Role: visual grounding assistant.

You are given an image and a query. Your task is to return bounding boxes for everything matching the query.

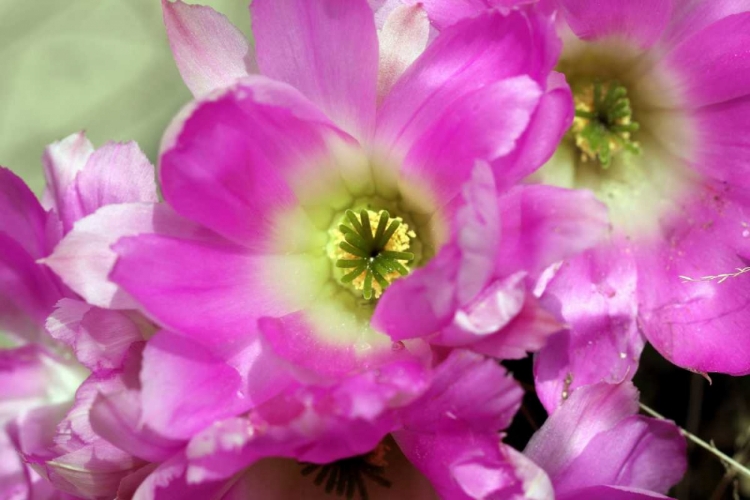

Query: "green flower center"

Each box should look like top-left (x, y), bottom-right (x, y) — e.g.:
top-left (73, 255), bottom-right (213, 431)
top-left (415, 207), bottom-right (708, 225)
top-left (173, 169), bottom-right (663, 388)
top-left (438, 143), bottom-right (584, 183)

top-left (330, 209), bottom-right (415, 300)
top-left (570, 79), bottom-right (641, 167)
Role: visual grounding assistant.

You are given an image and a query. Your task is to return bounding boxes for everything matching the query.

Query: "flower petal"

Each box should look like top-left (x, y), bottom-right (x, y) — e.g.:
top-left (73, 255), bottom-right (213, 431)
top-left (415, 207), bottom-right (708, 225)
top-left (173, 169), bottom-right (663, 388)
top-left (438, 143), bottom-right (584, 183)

top-left (557, 0), bottom-right (672, 49)
top-left (162, 0), bottom-right (253, 97)
top-left (558, 485), bottom-right (673, 500)
top-left (663, 12), bottom-right (750, 107)
top-left (553, 416), bottom-right (686, 494)
top-left (251, 0), bottom-right (378, 140)
top-left (0, 168), bottom-right (53, 259)
top-left (534, 245), bottom-right (645, 412)
top-left (66, 141), bottom-right (158, 227)
top-left (377, 4), bottom-right (430, 101)
top-left (45, 298), bottom-right (144, 373)
top-left (524, 382), bottom-right (639, 480)
top-left (160, 79), bottom-right (351, 251)
top-left (41, 133), bottom-right (94, 218)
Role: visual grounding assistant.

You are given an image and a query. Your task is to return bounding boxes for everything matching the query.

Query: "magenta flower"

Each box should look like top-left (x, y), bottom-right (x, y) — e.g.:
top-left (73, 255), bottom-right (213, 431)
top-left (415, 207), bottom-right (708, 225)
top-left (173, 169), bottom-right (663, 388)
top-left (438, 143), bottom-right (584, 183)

top-left (524, 382), bottom-right (686, 500)
top-left (40, 0), bottom-right (611, 497)
top-left (0, 133), bottom-right (159, 498)
top-left (416, 0), bottom-right (750, 408)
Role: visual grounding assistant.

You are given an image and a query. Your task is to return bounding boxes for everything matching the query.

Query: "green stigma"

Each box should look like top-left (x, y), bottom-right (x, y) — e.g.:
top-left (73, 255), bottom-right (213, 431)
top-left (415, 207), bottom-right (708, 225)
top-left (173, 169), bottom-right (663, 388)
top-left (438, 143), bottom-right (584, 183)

top-left (571, 79), bottom-right (640, 167)
top-left (332, 209), bottom-right (415, 300)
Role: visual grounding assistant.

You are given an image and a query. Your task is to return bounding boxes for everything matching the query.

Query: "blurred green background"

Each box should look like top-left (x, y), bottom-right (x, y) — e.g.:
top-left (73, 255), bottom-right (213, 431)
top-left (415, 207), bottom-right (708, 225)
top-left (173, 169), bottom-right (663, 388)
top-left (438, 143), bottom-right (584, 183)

top-left (0, 0), bottom-right (251, 193)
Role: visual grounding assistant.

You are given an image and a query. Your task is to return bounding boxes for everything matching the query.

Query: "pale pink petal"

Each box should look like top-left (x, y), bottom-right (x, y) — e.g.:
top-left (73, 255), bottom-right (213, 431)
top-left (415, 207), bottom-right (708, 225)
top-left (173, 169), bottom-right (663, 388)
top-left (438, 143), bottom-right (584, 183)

top-left (162, 0), bottom-right (253, 97)
top-left (377, 4), bottom-right (430, 101)
top-left (41, 133), bottom-right (94, 217)
top-left (66, 142), bottom-right (158, 227)
top-left (251, 0), bottom-right (378, 140)
top-left (42, 203), bottom-right (167, 310)
top-left (662, 0), bottom-right (750, 48)
top-left (663, 12), bottom-right (750, 107)
top-left (557, 0), bottom-right (673, 48)
top-left (45, 298), bottom-right (143, 373)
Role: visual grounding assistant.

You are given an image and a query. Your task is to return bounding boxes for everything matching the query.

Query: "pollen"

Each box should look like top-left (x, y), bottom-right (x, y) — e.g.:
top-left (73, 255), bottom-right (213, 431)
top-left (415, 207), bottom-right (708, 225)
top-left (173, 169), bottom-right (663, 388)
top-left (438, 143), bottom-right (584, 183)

top-left (570, 79), bottom-right (640, 167)
top-left (331, 209), bottom-right (415, 300)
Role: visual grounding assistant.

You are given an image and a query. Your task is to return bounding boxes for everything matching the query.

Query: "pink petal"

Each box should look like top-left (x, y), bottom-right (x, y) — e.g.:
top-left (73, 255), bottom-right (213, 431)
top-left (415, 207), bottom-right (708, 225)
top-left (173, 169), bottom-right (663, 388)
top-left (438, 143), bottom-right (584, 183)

top-left (395, 432), bottom-right (527, 499)
top-left (66, 142), bottom-right (158, 227)
top-left (376, 8), bottom-right (553, 159)
top-left (139, 331), bottom-right (248, 440)
top-left (534, 245), bottom-right (645, 412)
top-left (251, 0), bottom-right (378, 140)
top-left (636, 184), bottom-right (750, 375)
top-left (45, 298), bottom-right (143, 373)
top-left (557, 0), bottom-right (673, 49)
top-left (524, 382), bottom-right (639, 479)
top-left (495, 185), bottom-right (609, 279)
top-left (662, 0), bottom-right (750, 48)
top-left (419, 0), bottom-right (535, 30)
top-left (691, 93), bottom-right (750, 188)
top-left (162, 0), bottom-right (253, 97)
top-left (42, 133), bottom-right (94, 218)
top-left (402, 349), bottom-right (523, 433)
top-left (663, 12), bottom-right (750, 107)
top-left (377, 4), bottom-right (430, 101)
top-left (112, 226), bottom-right (325, 344)
top-left (558, 485), bottom-right (672, 500)
top-left (553, 416), bottom-right (685, 494)
top-left (0, 234), bottom-right (62, 342)
top-left (492, 72), bottom-right (574, 191)
top-left (401, 76), bottom-right (541, 202)
top-left (159, 79), bottom-right (348, 250)
top-left (42, 203), bottom-right (166, 310)
top-left (0, 168), bottom-right (52, 259)
top-left (0, 431), bottom-right (28, 500)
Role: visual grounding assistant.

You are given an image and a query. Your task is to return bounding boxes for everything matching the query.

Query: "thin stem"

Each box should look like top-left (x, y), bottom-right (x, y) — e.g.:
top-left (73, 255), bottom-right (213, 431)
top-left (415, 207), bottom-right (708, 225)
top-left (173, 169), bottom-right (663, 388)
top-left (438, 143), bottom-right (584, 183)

top-left (640, 403), bottom-right (750, 479)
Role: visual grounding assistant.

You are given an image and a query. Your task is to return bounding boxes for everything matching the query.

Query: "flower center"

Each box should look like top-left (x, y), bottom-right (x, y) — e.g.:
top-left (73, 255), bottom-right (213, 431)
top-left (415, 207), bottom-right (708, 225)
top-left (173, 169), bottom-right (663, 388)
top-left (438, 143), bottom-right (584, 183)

top-left (299, 441), bottom-right (392, 499)
top-left (330, 209), bottom-right (415, 300)
top-left (570, 79), bottom-right (640, 167)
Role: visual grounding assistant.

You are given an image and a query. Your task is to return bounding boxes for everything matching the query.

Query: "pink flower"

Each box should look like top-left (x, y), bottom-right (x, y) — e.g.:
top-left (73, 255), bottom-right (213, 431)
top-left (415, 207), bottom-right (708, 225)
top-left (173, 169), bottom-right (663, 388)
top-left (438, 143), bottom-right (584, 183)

top-left (416, 0), bottom-right (750, 408)
top-left (0, 133), bottom-right (159, 498)
top-left (42, 0), bottom-right (609, 497)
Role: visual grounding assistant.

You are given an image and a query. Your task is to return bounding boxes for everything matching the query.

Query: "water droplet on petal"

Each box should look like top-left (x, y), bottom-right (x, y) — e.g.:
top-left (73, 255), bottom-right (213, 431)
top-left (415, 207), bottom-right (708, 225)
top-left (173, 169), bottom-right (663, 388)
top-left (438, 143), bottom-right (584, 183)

top-left (742, 229), bottom-right (749, 238)
top-left (619, 352), bottom-right (627, 359)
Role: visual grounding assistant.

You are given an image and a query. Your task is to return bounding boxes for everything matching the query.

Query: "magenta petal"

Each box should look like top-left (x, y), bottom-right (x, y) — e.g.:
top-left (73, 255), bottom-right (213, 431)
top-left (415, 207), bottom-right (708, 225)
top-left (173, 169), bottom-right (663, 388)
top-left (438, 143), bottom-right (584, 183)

top-left (664, 12), bottom-right (750, 107)
top-left (0, 168), bottom-right (52, 259)
top-left (132, 454), bottom-right (229, 500)
top-left (495, 185), bottom-right (609, 279)
top-left (524, 382), bottom-right (639, 479)
top-left (160, 80), bottom-right (344, 250)
top-left (45, 299), bottom-right (143, 373)
top-left (402, 349), bottom-right (523, 433)
top-left (0, 431), bottom-right (28, 500)
top-left (0, 233), bottom-right (62, 342)
top-left (395, 431), bottom-right (527, 499)
top-left (553, 416), bottom-right (685, 494)
top-left (162, 0), bottom-right (253, 97)
top-left (139, 331), bottom-right (251, 440)
top-left (112, 227), bottom-right (310, 343)
top-left (402, 76), bottom-right (541, 202)
top-left (558, 0), bottom-right (672, 48)
top-left (559, 485), bottom-right (672, 500)
top-left (42, 133), bottom-right (94, 220)
top-left (492, 72), bottom-right (574, 191)
top-left (67, 142), bottom-right (158, 226)
top-left (377, 8), bottom-right (552, 157)
top-left (534, 245), bottom-right (645, 412)
top-left (251, 0), bottom-right (378, 140)
top-left (692, 94), bottom-right (750, 188)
